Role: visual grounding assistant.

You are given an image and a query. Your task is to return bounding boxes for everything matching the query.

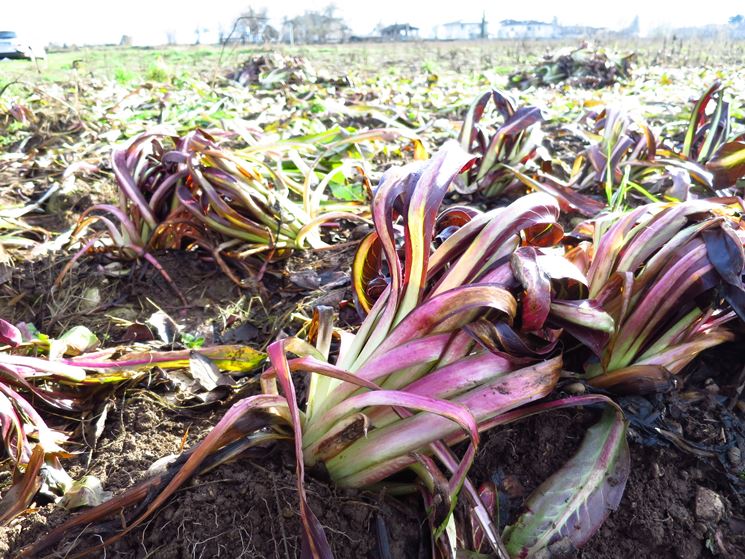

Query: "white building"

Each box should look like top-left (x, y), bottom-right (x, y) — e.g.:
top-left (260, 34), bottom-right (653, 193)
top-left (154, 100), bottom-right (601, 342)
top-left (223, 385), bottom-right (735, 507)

top-left (496, 19), bottom-right (556, 39)
top-left (434, 20), bottom-right (486, 41)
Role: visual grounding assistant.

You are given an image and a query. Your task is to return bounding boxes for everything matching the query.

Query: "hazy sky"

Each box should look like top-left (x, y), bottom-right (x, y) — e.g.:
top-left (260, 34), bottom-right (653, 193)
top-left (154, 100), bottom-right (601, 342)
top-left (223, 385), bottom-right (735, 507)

top-left (6, 0), bottom-right (743, 45)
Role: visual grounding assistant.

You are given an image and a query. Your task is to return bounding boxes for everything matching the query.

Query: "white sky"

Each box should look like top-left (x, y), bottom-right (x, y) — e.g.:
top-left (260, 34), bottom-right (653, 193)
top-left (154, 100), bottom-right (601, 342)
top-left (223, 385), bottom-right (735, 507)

top-left (5, 0), bottom-right (743, 46)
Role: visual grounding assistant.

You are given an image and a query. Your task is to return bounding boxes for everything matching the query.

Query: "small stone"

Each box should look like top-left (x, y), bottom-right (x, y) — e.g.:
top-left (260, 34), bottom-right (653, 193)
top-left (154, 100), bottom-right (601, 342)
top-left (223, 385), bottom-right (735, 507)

top-left (668, 503), bottom-right (690, 523)
top-left (693, 521), bottom-right (708, 539)
top-left (107, 306), bottom-right (139, 322)
top-left (689, 467), bottom-right (704, 480)
top-left (666, 420), bottom-right (684, 436)
top-left (501, 475), bottom-right (525, 498)
top-left (80, 287), bottom-right (101, 311)
top-left (727, 446), bottom-right (741, 467)
top-left (695, 486), bottom-right (725, 523)
top-left (652, 462), bottom-right (664, 478)
top-left (544, 537), bottom-right (576, 558)
top-left (564, 382), bottom-right (586, 395)
top-left (350, 224), bottom-right (372, 240)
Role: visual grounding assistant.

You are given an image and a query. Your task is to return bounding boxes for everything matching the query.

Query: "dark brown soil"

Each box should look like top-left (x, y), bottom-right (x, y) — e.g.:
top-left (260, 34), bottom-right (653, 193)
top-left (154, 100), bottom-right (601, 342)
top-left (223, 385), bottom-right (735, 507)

top-left (1, 396), bottom-right (423, 559)
top-left (468, 381), bottom-right (745, 559)
top-left (0, 242), bottom-right (359, 345)
top-left (582, 445), bottom-right (745, 559)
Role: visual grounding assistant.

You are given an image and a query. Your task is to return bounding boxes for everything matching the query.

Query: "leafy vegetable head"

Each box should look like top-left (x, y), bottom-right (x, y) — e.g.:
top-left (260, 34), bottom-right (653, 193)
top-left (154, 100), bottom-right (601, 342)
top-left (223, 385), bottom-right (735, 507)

top-left (456, 90), bottom-right (545, 198)
top-left (576, 199), bottom-right (745, 393)
top-left (22, 142), bottom-right (627, 559)
top-left (508, 44), bottom-right (634, 90)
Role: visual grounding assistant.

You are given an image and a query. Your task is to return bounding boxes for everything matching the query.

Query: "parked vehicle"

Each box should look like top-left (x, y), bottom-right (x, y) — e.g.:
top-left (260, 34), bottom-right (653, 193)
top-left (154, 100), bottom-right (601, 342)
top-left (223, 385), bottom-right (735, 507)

top-left (0, 31), bottom-right (46, 60)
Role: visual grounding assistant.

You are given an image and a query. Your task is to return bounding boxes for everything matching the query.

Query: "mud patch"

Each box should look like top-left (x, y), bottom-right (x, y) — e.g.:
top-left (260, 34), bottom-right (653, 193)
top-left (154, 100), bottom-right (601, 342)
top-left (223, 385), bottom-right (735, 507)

top-left (470, 400), bottom-right (745, 559)
top-left (582, 445), bottom-right (745, 559)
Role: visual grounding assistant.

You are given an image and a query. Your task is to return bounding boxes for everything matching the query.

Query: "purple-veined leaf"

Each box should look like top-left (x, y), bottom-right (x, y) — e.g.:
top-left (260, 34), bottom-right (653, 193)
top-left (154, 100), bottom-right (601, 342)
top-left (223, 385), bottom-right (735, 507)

top-left (402, 351), bottom-right (513, 400)
top-left (703, 225), bottom-right (745, 321)
top-left (683, 81), bottom-right (723, 159)
top-left (432, 193), bottom-right (560, 294)
top-left (370, 284), bottom-right (517, 360)
top-left (330, 357), bottom-right (561, 486)
top-left (351, 232), bottom-right (384, 313)
top-left (459, 90), bottom-right (494, 152)
top-left (464, 319), bottom-right (559, 359)
top-left (435, 205), bottom-right (480, 243)
top-left (396, 141), bottom-right (476, 322)
top-left (111, 135), bottom-right (161, 229)
top-left (302, 389), bottom-right (479, 455)
top-left (66, 344), bottom-right (265, 374)
top-left (549, 300), bottom-right (614, 357)
top-left (503, 406), bottom-right (629, 557)
top-left (268, 342), bottom-right (334, 559)
top-left (470, 481), bottom-right (497, 552)
top-left (586, 206), bottom-right (650, 296)
top-left (457, 89), bottom-right (544, 197)
top-left (476, 106), bottom-right (543, 183)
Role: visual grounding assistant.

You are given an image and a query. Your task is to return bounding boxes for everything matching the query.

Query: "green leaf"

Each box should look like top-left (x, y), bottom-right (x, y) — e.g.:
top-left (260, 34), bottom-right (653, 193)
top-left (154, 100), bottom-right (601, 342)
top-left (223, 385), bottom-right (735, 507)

top-left (181, 332), bottom-right (205, 349)
top-left (329, 181), bottom-right (366, 202)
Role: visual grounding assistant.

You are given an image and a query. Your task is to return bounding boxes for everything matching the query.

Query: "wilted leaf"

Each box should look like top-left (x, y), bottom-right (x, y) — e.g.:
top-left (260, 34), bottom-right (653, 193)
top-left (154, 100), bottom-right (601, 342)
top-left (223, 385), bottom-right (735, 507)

top-left (146, 310), bottom-right (181, 345)
top-left (49, 325), bottom-right (100, 359)
top-left (0, 446), bottom-right (44, 525)
top-left (189, 351), bottom-right (233, 392)
top-left (59, 476), bottom-right (112, 509)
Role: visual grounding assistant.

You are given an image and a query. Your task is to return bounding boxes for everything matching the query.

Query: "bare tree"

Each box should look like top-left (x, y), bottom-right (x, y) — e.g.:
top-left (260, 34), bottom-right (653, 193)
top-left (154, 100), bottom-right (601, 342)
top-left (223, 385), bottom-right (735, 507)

top-left (262, 25), bottom-right (279, 43)
top-left (235, 7), bottom-right (269, 44)
top-left (285, 4), bottom-right (350, 44)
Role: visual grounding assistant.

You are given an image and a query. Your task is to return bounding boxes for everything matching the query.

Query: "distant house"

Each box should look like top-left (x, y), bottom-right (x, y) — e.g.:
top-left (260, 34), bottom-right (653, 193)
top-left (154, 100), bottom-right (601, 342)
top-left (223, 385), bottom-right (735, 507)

top-left (496, 20), bottom-right (556, 39)
top-left (557, 25), bottom-right (605, 38)
top-left (435, 20), bottom-right (487, 41)
top-left (280, 13), bottom-right (350, 44)
top-left (380, 24), bottom-right (419, 41)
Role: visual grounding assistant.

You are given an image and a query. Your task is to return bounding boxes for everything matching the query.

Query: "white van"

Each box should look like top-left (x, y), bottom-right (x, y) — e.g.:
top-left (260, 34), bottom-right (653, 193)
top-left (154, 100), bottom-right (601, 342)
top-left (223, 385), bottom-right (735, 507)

top-left (0, 31), bottom-right (47, 60)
